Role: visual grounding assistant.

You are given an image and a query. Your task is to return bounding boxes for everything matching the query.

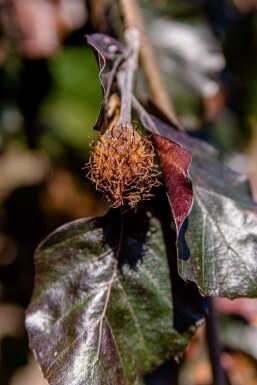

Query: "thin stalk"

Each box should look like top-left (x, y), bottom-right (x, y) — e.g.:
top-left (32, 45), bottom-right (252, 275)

top-left (119, 0), bottom-right (179, 125)
top-left (117, 27), bottom-right (140, 125)
top-left (206, 298), bottom-right (227, 385)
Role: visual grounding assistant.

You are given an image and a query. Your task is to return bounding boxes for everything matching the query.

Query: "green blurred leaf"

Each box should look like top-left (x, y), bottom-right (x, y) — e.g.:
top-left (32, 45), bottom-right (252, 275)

top-left (42, 47), bottom-right (102, 149)
top-left (26, 210), bottom-right (191, 385)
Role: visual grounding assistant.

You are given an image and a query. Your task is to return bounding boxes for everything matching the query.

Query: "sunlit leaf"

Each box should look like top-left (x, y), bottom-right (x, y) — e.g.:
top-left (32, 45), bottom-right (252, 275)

top-left (26, 210), bottom-right (192, 385)
top-left (149, 115), bottom-right (257, 298)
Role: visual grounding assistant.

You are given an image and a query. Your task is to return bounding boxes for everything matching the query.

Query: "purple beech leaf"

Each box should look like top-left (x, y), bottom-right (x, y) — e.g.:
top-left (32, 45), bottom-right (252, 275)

top-left (86, 33), bottom-right (124, 93)
top-left (26, 210), bottom-right (193, 385)
top-left (86, 34), bottom-right (125, 131)
top-left (152, 134), bottom-right (193, 236)
top-left (147, 115), bottom-right (257, 298)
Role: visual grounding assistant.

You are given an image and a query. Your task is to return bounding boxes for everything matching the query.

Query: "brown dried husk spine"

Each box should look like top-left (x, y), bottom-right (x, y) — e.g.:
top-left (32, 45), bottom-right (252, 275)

top-left (86, 123), bottom-right (161, 209)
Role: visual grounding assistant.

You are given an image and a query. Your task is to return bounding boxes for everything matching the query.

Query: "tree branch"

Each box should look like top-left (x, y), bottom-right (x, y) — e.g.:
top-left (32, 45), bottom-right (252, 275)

top-left (206, 298), bottom-right (227, 385)
top-left (117, 27), bottom-right (140, 125)
top-left (119, 0), bottom-right (179, 125)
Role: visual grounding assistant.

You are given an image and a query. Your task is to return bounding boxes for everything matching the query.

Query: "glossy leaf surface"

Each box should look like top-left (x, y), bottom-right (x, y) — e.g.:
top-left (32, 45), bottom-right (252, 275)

top-left (26, 210), bottom-right (191, 385)
top-left (149, 115), bottom-right (257, 298)
top-left (152, 134), bottom-right (193, 235)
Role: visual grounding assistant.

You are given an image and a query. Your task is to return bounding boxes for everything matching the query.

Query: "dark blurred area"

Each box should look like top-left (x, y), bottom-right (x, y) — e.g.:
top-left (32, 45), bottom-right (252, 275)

top-left (0, 0), bottom-right (257, 384)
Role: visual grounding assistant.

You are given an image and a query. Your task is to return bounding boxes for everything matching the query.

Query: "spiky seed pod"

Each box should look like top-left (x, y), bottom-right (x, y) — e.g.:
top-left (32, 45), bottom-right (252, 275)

top-left (86, 123), bottom-right (161, 209)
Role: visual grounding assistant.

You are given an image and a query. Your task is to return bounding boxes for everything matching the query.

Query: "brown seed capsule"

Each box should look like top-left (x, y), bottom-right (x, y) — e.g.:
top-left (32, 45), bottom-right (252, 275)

top-left (86, 123), bottom-right (161, 209)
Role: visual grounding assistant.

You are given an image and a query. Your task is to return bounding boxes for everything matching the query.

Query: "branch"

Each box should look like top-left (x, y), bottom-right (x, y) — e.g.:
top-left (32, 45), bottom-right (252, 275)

top-left (206, 298), bottom-right (227, 385)
top-left (119, 0), bottom-right (179, 126)
top-left (117, 28), bottom-right (140, 125)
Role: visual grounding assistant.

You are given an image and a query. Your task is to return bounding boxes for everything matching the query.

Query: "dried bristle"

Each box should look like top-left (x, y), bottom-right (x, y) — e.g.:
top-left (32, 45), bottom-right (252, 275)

top-left (86, 123), bottom-right (161, 209)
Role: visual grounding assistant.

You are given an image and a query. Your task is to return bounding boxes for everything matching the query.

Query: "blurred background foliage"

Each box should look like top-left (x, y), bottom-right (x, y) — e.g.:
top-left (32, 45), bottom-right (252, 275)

top-left (0, 0), bottom-right (257, 384)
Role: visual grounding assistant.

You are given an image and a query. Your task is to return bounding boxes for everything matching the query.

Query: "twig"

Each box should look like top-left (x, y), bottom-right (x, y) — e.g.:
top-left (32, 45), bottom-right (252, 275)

top-left (247, 129), bottom-right (257, 202)
top-left (206, 298), bottom-right (227, 385)
top-left (119, 0), bottom-right (179, 125)
top-left (117, 27), bottom-right (140, 125)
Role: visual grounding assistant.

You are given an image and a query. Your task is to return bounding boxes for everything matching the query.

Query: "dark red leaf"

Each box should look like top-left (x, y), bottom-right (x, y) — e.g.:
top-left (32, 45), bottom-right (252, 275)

top-left (153, 134), bottom-right (193, 236)
top-left (132, 99), bottom-right (194, 236)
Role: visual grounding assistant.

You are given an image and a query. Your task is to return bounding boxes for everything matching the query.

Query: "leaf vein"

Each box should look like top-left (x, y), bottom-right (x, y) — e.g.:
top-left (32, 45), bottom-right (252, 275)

top-left (91, 213), bottom-right (124, 373)
top-left (105, 316), bottom-right (129, 385)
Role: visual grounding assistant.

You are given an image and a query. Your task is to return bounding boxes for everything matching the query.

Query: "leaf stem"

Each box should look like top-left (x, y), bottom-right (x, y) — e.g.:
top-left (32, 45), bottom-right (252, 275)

top-left (119, 0), bottom-right (178, 125)
top-left (206, 298), bottom-right (227, 385)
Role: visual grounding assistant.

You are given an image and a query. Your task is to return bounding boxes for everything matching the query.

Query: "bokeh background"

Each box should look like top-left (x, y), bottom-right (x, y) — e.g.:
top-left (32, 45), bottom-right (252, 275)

top-left (0, 1), bottom-right (257, 384)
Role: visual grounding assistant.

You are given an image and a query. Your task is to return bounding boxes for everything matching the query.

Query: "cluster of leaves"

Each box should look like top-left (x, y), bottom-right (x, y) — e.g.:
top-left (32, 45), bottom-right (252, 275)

top-left (25, 32), bottom-right (257, 385)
